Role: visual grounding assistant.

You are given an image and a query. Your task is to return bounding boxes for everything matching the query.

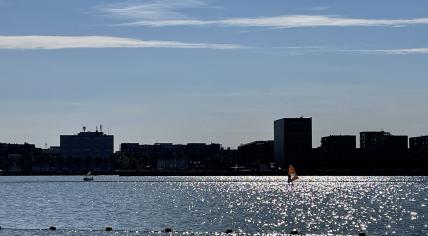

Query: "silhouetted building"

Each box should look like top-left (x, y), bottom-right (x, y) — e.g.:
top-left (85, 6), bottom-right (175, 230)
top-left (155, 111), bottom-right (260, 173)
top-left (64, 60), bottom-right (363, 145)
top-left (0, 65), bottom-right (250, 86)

top-left (389, 135), bottom-right (409, 152)
top-left (119, 142), bottom-right (223, 170)
top-left (238, 140), bottom-right (274, 170)
top-left (120, 143), bottom-right (140, 155)
top-left (0, 143), bottom-right (40, 172)
top-left (321, 135), bottom-right (356, 152)
top-left (274, 117), bottom-right (312, 168)
top-left (360, 131), bottom-right (408, 151)
top-left (60, 130), bottom-right (114, 171)
top-left (186, 143), bottom-right (222, 169)
top-left (410, 136), bottom-right (428, 152)
top-left (358, 131), bottom-right (409, 173)
top-left (60, 131), bottom-right (114, 159)
top-left (41, 146), bottom-right (60, 157)
top-left (360, 131), bottom-right (389, 150)
top-left (157, 158), bottom-right (189, 170)
top-left (317, 135), bottom-right (357, 171)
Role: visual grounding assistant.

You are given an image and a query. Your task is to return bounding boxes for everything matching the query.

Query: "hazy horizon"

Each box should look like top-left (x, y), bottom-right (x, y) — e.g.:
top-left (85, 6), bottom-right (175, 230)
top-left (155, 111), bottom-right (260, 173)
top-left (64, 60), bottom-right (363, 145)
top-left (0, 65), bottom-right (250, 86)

top-left (1, 0), bottom-right (427, 150)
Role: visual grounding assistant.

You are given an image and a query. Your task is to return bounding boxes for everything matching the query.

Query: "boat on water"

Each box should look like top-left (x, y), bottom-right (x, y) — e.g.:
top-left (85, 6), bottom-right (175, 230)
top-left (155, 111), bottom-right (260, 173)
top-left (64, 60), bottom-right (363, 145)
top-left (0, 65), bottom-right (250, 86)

top-left (83, 172), bottom-right (93, 181)
top-left (287, 165), bottom-right (299, 184)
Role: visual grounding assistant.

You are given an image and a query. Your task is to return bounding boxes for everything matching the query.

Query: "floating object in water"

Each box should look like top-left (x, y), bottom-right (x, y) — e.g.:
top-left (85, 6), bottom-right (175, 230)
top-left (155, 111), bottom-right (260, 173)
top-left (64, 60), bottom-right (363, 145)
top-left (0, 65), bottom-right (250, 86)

top-left (164, 228), bottom-right (172, 233)
top-left (225, 229), bottom-right (233, 234)
top-left (359, 232), bottom-right (366, 236)
top-left (105, 226), bottom-right (113, 231)
top-left (83, 172), bottom-right (94, 181)
top-left (49, 225), bottom-right (56, 231)
top-left (290, 229), bottom-right (299, 234)
top-left (0, 226), bottom-right (2, 230)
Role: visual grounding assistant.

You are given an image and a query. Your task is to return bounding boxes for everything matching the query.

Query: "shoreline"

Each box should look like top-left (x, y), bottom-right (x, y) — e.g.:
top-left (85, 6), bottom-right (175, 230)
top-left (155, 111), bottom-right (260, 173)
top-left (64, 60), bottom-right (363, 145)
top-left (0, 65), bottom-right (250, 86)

top-left (1, 169), bottom-right (427, 176)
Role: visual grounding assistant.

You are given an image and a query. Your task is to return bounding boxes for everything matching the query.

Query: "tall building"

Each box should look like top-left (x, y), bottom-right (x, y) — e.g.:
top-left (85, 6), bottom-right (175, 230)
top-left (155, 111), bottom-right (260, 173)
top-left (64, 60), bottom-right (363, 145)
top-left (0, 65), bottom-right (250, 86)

top-left (360, 131), bottom-right (408, 151)
top-left (60, 130), bottom-right (114, 159)
top-left (274, 117), bottom-right (312, 167)
top-left (410, 136), bottom-right (428, 152)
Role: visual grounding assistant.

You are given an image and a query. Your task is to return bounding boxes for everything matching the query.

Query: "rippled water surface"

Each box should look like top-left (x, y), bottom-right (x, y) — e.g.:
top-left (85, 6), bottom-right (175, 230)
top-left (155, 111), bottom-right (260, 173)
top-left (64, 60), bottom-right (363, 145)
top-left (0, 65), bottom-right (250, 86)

top-left (0, 176), bottom-right (427, 235)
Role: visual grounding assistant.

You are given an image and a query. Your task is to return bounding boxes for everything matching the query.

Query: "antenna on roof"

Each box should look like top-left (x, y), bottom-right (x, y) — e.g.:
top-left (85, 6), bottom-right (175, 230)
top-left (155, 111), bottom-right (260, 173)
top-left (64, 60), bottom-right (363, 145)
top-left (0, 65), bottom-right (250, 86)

top-left (100, 124), bottom-right (103, 132)
top-left (83, 126), bottom-right (86, 132)
top-left (96, 126), bottom-right (98, 132)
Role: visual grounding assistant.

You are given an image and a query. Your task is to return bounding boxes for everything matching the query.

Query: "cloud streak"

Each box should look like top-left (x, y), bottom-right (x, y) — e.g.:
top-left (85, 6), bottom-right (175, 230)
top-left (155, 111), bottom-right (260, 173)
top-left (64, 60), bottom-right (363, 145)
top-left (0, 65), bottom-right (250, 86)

top-left (271, 47), bottom-right (428, 55)
top-left (343, 48), bottom-right (428, 55)
top-left (280, 47), bottom-right (428, 55)
top-left (0, 35), bottom-right (243, 50)
top-left (1, 36), bottom-right (425, 55)
top-left (98, 2), bottom-right (428, 29)
top-left (120, 15), bottom-right (428, 28)
top-left (98, 0), bottom-right (205, 20)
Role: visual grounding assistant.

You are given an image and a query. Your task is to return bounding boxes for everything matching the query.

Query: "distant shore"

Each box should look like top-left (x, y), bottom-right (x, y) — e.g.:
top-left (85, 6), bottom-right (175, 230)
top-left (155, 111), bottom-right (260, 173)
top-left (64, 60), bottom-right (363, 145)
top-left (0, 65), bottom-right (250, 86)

top-left (1, 169), bottom-right (427, 176)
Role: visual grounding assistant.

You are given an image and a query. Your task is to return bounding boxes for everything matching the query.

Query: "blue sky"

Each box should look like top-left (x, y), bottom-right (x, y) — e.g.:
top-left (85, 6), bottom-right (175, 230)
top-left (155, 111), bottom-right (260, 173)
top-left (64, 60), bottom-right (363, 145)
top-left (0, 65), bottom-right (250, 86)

top-left (1, 0), bottom-right (427, 150)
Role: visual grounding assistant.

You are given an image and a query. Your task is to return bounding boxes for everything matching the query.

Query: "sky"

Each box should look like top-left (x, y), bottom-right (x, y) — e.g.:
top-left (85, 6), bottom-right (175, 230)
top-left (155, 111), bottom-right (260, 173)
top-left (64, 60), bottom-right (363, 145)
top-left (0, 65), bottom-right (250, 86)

top-left (0, 0), bottom-right (427, 150)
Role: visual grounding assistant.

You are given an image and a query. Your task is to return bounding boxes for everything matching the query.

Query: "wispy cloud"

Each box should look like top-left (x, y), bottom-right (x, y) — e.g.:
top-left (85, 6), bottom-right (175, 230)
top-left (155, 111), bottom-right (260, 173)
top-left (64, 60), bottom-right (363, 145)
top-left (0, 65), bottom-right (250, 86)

top-left (342, 48), bottom-right (428, 55)
top-left (308, 6), bottom-right (330, 11)
top-left (273, 47), bottom-right (428, 55)
top-left (0, 36), bottom-right (243, 50)
top-left (120, 15), bottom-right (428, 28)
top-left (97, 0), bottom-right (205, 20)
top-left (1, 36), bottom-right (425, 55)
top-left (97, 1), bottom-right (428, 29)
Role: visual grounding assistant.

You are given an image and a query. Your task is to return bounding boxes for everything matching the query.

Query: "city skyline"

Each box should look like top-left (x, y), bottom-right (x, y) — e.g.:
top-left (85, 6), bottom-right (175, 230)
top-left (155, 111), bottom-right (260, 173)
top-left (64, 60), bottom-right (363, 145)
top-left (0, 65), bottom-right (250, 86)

top-left (2, 117), bottom-right (426, 176)
top-left (0, 119), bottom-right (425, 152)
top-left (1, 0), bottom-right (428, 149)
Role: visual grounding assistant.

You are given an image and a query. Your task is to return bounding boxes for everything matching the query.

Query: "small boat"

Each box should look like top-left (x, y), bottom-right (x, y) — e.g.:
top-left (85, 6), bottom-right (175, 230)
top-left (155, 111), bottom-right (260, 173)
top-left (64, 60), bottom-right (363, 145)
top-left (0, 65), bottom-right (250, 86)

top-left (83, 172), bottom-right (94, 181)
top-left (287, 165), bottom-right (299, 184)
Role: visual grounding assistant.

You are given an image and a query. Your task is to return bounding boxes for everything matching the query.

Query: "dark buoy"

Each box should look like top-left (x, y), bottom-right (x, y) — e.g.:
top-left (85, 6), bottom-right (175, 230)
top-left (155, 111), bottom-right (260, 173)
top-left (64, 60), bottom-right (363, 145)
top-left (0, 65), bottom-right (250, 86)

top-left (106, 226), bottom-right (113, 231)
top-left (359, 232), bottom-right (366, 236)
top-left (49, 225), bottom-right (56, 231)
top-left (164, 228), bottom-right (172, 233)
top-left (225, 229), bottom-right (233, 234)
top-left (290, 229), bottom-right (299, 235)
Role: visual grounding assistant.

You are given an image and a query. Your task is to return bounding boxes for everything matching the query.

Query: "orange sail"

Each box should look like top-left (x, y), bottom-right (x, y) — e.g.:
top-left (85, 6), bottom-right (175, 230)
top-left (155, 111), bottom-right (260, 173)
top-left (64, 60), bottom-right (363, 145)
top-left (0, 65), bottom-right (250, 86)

top-left (288, 165), bottom-right (299, 182)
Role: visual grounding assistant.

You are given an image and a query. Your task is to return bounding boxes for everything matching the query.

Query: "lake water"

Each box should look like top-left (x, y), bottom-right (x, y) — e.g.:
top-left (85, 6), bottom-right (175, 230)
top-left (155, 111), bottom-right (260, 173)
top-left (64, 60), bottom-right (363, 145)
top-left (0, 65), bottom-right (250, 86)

top-left (0, 176), bottom-right (427, 235)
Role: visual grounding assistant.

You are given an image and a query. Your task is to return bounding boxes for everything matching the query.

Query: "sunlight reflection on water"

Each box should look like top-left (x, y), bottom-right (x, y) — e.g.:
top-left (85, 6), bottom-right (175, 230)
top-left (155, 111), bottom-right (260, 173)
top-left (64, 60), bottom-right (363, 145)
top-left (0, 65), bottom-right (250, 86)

top-left (0, 176), bottom-right (427, 235)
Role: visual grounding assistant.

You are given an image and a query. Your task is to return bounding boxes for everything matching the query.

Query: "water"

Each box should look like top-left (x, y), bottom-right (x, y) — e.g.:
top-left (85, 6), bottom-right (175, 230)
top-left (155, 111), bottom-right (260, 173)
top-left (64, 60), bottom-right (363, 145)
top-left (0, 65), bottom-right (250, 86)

top-left (0, 176), bottom-right (427, 235)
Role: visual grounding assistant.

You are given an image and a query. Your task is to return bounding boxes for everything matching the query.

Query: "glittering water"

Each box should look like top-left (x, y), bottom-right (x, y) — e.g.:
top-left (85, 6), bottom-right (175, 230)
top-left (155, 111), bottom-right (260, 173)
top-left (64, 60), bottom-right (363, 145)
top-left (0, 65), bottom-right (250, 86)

top-left (0, 176), bottom-right (427, 235)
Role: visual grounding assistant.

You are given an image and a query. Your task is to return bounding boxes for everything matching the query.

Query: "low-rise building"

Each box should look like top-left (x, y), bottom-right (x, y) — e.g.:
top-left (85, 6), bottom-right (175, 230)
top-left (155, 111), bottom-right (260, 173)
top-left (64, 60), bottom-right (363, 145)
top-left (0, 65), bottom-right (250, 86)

top-left (410, 136), bottom-right (428, 152)
top-left (238, 140), bottom-right (274, 170)
top-left (321, 135), bottom-right (356, 153)
top-left (360, 131), bottom-right (408, 151)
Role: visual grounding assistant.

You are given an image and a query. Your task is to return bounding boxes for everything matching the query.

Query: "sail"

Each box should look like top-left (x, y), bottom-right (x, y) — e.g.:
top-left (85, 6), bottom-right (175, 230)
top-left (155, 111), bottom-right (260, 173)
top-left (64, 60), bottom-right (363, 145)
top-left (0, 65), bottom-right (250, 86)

top-left (288, 165), bottom-right (299, 181)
